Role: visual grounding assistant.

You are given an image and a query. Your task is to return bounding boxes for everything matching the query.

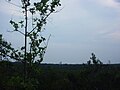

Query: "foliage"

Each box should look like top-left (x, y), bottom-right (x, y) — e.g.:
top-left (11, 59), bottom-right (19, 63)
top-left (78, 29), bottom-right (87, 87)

top-left (1, 0), bottom-right (61, 63)
top-left (87, 53), bottom-right (103, 65)
top-left (0, 62), bottom-right (120, 90)
top-left (0, 0), bottom-right (61, 89)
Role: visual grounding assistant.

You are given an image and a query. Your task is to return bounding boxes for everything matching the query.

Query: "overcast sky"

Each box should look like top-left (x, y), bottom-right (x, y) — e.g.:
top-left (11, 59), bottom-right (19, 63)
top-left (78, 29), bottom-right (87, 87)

top-left (0, 0), bottom-right (120, 64)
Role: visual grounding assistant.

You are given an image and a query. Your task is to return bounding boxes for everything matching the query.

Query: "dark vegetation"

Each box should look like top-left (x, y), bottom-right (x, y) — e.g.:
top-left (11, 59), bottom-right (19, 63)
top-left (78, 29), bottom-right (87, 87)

top-left (0, 0), bottom-right (120, 90)
top-left (0, 60), bottom-right (120, 90)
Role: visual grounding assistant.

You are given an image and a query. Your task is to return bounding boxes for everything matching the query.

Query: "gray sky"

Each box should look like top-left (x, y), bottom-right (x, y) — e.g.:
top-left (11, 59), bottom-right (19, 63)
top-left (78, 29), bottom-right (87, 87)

top-left (0, 0), bottom-right (120, 64)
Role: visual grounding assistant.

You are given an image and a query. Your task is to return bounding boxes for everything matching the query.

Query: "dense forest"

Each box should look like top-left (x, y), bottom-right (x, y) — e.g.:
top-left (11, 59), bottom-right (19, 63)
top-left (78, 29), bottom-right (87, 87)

top-left (0, 60), bottom-right (120, 90)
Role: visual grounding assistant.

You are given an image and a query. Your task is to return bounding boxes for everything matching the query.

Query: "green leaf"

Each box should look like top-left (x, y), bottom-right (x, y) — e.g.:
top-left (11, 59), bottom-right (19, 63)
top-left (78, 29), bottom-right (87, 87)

top-left (29, 8), bottom-right (35, 14)
top-left (21, 46), bottom-right (25, 50)
top-left (41, 37), bottom-right (46, 41)
top-left (19, 21), bottom-right (24, 24)
top-left (10, 20), bottom-right (14, 24)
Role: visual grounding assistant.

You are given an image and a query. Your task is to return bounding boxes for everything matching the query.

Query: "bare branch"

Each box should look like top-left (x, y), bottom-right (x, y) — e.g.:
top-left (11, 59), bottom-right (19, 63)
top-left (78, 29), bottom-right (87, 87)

top-left (5, 0), bottom-right (22, 8)
top-left (28, 26), bottom-right (37, 35)
top-left (46, 34), bottom-right (51, 47)
top-left (7, 30), bottom-right (25, 36)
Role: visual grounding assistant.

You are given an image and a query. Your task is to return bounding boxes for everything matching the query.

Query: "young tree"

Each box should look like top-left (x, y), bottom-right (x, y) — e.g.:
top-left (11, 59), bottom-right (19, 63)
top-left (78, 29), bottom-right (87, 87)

top-left (87, 53), bottom-right (103, 65)
top-left (90, 53), bottom-right (103, 65)
top-left (6, 0), bottom-right (61, 63)
top-left (1, 0), bottom-right (61, 87)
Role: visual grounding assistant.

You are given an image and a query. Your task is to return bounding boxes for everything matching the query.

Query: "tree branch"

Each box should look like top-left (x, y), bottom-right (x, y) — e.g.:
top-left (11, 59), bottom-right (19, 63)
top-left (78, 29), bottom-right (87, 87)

top-left (5, 0), bottom-right (22, 8)
top-left (28, 12), bottom-right (52, 35)
top-left (7, 30), bottom-right (25, 36)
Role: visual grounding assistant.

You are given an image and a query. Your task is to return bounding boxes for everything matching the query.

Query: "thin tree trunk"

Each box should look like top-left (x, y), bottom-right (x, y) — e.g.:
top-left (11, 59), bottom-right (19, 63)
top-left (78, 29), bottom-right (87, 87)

top-left (24, 4), bottom-right (28, 84)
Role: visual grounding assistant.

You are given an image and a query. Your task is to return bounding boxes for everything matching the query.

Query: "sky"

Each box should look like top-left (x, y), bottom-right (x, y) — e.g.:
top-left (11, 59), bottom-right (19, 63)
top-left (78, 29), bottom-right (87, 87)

top-left (0, 0), bottom-right (120, 64)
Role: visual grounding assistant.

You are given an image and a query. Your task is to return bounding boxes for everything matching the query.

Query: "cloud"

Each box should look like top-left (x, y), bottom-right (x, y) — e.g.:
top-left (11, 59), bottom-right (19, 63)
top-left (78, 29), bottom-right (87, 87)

top-left (115, 0), bottom-right (120, 3)
top-left (100, 29), bottom-right (120, 41)
top-left (50, 0), bottom-right (89, 23)
top-left (96, 0), bottom-right (120, 8)
top-left (108, 31), bottom-right (120, 40)
top-left (0, 1), bottom-right (23, 16)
